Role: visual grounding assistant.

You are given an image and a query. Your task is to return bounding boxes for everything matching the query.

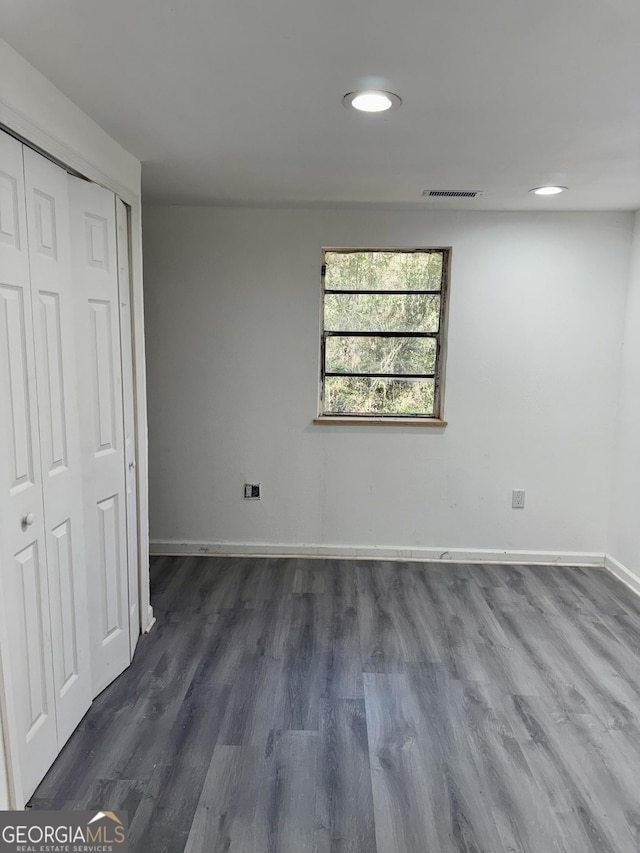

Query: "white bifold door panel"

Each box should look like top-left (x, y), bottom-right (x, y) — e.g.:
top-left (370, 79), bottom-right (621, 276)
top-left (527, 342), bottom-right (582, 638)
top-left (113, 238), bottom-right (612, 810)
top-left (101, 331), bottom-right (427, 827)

top-left (23, 148), bottom-right (92, 746)
top-left (0, 135), bottom-right (93, 804)
top-left (116, 199), bottom-right (140, 655)
top-left (0, 132), bottom-right (58, 804)
top-left (69, 177), bottom-right (131, 698)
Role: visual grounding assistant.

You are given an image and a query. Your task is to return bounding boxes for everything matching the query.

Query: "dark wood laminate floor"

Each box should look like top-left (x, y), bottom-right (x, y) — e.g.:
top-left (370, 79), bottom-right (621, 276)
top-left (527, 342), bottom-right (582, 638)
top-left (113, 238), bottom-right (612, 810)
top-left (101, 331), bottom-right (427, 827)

top-left (30, 556), bottom-right (640, 852)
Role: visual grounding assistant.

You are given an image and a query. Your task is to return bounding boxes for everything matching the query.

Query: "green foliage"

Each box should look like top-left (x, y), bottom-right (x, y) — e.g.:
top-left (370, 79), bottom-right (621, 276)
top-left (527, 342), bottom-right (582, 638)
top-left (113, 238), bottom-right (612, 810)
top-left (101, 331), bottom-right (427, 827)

top-left (322, 250), bottom-right (445, 416)
top-left (325, 336), bottom-right (436, 375)
top-left (324, 294), bottom-right (440, 333)
top-left (324, 250), bottom-right (443, 291)
top-left (325, 377), bottom-right (435, 416)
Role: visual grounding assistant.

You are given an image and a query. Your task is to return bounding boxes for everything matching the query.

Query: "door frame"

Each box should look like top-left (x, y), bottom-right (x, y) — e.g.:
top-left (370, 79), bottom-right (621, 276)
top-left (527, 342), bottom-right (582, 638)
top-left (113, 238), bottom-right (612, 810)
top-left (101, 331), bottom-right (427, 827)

top-left (117, 199), bottom-right (142, 656)
top-left (0, 104), bottom-right (153, 809)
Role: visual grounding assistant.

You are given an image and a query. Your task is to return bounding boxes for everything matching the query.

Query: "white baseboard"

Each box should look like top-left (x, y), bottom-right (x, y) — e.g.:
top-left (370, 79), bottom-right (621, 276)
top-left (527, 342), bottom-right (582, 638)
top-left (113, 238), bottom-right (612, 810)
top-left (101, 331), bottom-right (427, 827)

top-left (604, 554), bottom-right (640, 599)
top-left (149, 539), bottom-right (605, 567)
top-left (144, 605), bottom-right (156, 634)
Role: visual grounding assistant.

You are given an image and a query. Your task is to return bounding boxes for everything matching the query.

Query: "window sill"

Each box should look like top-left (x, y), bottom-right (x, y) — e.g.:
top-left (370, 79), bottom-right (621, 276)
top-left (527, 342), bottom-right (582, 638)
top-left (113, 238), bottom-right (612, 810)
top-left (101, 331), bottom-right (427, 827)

top-left (313, 416), bottom-right (448, 427)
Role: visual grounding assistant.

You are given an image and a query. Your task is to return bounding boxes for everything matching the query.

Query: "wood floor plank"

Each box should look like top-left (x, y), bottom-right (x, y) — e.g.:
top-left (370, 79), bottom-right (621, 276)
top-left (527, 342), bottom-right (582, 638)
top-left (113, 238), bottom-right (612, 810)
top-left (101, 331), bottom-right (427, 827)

top-left (184, 746), bottom-right (262, 853)
top-left (263, 729), bottom-right (319, 853)
top-left (127, 678), bottom-right (231, 853)
top-left (405, 663), bottom-right (510, 853)
top-left (364, 670), bottom-right (485, 853)
top-left (510, 694), bottom-right (634, 853)
top-left (293, 558), bottom-right (328, 595)
top-left (357, 562), bottom-right (406, 672)
top-left (314, 699), bottom-right (377, 853)
top-left (455, 681), bottom-right (567, 853)
top-left (418, 570), bottom-right (490, 682)
top-left (281, 592), bottom-right (328, 731)
top-left (393, 563), bottom-right (443, 664)
top-left (217, 652), bottom-right (287, 747)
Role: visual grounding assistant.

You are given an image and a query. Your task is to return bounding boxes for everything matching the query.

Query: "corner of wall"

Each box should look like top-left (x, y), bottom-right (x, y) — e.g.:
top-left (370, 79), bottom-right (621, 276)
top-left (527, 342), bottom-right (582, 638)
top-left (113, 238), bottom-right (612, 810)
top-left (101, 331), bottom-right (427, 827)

top-left (607, 209), bottom-right (640, 591)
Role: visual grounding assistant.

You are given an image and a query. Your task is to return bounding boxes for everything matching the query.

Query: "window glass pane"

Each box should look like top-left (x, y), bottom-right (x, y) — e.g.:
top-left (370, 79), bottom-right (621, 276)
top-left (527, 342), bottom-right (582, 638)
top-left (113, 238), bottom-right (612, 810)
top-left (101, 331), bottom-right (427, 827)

top-left (324, 377), bottom-right (435, 416)
top-left (324, 293), bottom-right (440, 333)
top-left (325, 336), bottom-right (436, 375)
top-left (324, 251), bottom-right (443, 291)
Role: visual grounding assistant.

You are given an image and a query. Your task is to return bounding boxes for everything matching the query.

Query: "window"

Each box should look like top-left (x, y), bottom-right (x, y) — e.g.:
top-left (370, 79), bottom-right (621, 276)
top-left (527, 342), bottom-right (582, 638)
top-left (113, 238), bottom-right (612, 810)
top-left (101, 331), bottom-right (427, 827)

top-left (319, 248), bottom-right (450, 422)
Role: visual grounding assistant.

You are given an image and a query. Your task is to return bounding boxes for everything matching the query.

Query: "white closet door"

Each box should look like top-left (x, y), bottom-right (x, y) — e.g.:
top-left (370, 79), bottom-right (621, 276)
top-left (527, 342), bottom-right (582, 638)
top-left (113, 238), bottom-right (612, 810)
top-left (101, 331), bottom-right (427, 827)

top-left (116, 199), bottom-right (140, 655)
top-left (69, 177), bottom-right (130, 697)
top-left (0, 133), bottom-right (58, 802)
top-left (23, 148), bottom-right (92, 745)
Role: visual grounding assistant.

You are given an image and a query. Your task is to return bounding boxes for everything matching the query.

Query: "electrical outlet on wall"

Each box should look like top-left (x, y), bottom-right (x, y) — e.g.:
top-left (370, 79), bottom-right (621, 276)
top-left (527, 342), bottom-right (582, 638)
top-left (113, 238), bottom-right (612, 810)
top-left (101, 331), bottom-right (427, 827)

top-left (244, 483), bottom-right (261, 500)
top-left (512, 489), bottom-right (525, 509)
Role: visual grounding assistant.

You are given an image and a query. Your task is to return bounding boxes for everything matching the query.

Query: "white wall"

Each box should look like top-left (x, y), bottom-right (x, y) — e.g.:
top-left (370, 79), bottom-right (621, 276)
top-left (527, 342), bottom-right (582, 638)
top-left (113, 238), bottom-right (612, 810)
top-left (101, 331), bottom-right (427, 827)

top-left (143, 206), bottom-right (632, 559)
top-left (608, 211), bottom-right (640, 587)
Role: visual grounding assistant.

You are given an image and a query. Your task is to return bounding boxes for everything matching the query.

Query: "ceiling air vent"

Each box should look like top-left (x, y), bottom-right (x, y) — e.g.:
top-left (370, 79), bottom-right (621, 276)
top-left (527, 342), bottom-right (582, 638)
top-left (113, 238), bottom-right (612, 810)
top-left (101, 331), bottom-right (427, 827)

top-left (423, 190), bottom-right (483, 198)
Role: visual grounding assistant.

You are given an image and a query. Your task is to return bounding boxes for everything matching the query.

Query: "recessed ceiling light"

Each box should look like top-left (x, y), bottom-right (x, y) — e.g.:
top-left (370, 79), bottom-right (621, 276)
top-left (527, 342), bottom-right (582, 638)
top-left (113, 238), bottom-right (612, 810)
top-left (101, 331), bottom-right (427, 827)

top-left (343, 90), bottom-right (401, 112)
top-left (529, 186), bottom-right (568, 196)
